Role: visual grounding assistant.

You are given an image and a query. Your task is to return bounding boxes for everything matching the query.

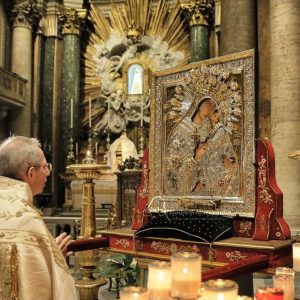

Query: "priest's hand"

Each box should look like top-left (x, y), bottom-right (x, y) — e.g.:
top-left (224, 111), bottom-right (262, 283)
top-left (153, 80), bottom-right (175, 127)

top-left (55, 232), bottom-right (74, 256)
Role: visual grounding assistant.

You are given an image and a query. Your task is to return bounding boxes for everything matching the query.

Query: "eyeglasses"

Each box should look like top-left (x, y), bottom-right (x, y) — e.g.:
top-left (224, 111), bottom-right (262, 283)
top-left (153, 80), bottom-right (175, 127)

top-left (33, 162), bottom-right (52, 172)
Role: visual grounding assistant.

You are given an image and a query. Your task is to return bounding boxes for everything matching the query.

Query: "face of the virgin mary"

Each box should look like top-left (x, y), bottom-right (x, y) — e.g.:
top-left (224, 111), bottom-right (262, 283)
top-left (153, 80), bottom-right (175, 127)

top-left (193, 98), bottom-right (215, 125)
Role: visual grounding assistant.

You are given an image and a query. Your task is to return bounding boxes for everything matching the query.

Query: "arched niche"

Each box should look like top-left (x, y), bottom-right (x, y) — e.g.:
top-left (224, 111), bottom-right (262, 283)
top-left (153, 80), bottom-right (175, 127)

top-left (123, 59), bottom-right (151, 100)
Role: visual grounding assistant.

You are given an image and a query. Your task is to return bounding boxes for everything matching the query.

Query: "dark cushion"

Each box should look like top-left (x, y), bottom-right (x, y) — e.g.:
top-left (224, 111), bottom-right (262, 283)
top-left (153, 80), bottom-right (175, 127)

top-left (134, 210), bottom-right (233, 243)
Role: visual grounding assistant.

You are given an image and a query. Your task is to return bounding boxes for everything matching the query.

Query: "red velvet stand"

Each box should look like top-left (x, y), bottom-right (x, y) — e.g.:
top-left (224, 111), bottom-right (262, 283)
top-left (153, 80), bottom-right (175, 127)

top-left (133, 139), bottom-right (291, 241)
top-left (253, 139), bottom-right (291, 240)
top-left (132, 148), bottom-right (150, 230)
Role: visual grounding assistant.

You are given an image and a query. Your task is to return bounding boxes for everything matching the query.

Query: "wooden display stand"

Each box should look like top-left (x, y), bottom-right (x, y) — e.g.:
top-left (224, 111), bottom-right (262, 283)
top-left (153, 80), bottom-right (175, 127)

top-left (99, 138), bottom-right (293, 277)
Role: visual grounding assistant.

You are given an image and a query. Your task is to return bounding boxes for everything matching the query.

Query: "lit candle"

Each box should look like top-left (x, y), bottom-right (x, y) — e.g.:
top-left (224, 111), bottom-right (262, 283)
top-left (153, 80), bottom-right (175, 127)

top-left (70, 98), bottom-right (74, 128)
top-left (276, 267), bottom-right (295, 278)
top-left (147, 261), bottom-right (171, 300)
top-left (140, 97), bottom-right (143, 127)
top-left (171, 252), bottom-right (201, 299)
top-left (120, 287), bottom-right (148, 300)
top-left (202, 279), bottom-right (238, 300)
top-left (273, 274), bottom-right (294, 300)
top-left (89, 97), bottom-right (92, 128)
top-left (75, 142), bottom-right (78, 156)
top-left (255, 287), bottom-right (284, 300)
top-left (293, 243), bottom-right (300, 272)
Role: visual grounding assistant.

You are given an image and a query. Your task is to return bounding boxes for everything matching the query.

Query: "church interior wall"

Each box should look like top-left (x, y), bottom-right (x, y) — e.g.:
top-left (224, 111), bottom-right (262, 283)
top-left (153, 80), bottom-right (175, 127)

top-left (0, 0), bottom-right (300, 233)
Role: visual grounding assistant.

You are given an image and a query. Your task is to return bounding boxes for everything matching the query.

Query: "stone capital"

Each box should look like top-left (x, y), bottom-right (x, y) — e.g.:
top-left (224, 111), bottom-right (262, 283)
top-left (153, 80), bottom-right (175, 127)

top-left (180, 0), bottom-right (214, 27)
top-left (58, 7), bottom-right (87, 36)
top-left (10, 0), bottom-right (41, 30)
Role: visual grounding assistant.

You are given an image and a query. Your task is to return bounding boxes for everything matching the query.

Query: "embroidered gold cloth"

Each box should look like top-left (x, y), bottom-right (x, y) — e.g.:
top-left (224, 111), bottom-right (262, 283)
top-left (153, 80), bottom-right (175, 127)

top-left (0, 176), bottom-right (77, 300)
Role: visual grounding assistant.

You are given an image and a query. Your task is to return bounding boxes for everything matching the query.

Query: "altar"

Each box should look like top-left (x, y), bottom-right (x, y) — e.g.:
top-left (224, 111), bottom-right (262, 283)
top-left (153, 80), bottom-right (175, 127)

top-left (100, 229), bottom-right (293, 271)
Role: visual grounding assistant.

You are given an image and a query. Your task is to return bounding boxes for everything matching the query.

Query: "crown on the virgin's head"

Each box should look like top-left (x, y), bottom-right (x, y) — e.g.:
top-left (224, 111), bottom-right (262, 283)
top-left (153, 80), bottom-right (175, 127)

top-left (189, 65), bottom-right (243, 127)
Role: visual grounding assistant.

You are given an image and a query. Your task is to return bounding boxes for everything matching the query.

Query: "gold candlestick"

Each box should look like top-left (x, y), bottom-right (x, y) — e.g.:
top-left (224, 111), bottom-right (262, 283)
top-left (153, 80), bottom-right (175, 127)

top-left (67, 163), bottom-right (107, 300)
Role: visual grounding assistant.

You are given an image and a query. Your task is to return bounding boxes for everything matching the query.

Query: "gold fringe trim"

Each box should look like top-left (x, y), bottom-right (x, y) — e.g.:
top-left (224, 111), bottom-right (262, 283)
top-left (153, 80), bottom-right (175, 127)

top-left (10, 244), bottom-right (18, 300)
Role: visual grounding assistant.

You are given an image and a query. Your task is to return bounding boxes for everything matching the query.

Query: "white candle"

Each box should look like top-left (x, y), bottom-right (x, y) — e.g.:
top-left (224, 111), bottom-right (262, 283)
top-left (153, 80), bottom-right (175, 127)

top-left (276, 267), bottom-right (295, 278)
top-left (75, 142), bottom-right (78, 156)
top-left (202, 279), bottom-right (238, 300)
top-left (120, 287), bottom-right (148, 300)
top-left (70, 98), bottom-right (74, 128)
top-left (89, 97), bottom-right (92, 128)
top-left (171, 252), bottom-right (201, 299)
top-left (273, 274), bottom-right (294, 300)
top-left (140, 97), bottom-right (143, 127)
top-left (293, 243), bottom-right (300, 272)
top-left (147, 261), bottom-right (171, 300)
top-left (95, 142), bottom-right (98, 156)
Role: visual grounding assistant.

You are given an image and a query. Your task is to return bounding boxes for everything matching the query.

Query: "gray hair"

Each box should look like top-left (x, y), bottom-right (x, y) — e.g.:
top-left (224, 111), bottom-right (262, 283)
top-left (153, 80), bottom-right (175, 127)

top-left (0, 136), bottom-right (41, 180)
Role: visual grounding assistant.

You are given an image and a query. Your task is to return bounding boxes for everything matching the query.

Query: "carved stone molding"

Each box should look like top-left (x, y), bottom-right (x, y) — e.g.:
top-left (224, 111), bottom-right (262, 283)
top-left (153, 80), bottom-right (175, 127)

top-left (10, 0), bottom-right (41, 29)
top-left (180, 0), bottom-right (214, 27)
top-left (58, 7), bottom-right (87, 35)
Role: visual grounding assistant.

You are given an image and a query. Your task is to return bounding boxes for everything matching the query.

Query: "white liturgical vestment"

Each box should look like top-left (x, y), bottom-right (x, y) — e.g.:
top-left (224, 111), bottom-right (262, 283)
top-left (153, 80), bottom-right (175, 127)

top-left (0, 176), bottom-right (77, 300)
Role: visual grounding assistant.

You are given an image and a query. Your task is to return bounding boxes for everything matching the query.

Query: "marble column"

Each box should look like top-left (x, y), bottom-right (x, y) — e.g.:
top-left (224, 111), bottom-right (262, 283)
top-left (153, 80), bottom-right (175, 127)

top-left (58, 8), bottom-right (86, 206)
top-left (9, 0), bottom-right (40, 136)
top-left (181, 0), bottom-right (214, 62)
top-left (36, 7), bottom-right (64, 202)
top-left (257, 1), bottom-right (271, 139)
top-left (220, 0), bottom-right (256, 56)
top-left (270, 1), bottom-right (300, 231)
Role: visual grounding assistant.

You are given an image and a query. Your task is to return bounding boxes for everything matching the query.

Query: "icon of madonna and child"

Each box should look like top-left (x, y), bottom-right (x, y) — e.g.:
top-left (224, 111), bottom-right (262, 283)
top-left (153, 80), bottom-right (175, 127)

top-left (164, 95), bottom-right (241, 199)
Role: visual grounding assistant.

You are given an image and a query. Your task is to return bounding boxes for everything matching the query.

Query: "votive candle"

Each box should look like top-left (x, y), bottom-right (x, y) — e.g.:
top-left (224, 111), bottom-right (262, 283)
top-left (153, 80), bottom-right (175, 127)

top-left (255, 287), bottom-right (284, 300)
top-left (147, 261), bottom-right (171, 300)
top-left (293, 243), bottom-right (300, 272)
top-left (171, 252), bottom-right (201, 299)
top-left (275, 267), bottom-right (295, 278)
top-left (202, 279), bottom-right (238, 300)
top-left (273, 274), bottom-right (294, 300)
top-left (120, 286), bottom-right (148, 300)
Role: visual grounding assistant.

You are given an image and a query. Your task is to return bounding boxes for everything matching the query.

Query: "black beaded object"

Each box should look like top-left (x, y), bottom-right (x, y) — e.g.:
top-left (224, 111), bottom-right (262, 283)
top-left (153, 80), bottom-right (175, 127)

top-left (135, 210), bottom-right (233, 243)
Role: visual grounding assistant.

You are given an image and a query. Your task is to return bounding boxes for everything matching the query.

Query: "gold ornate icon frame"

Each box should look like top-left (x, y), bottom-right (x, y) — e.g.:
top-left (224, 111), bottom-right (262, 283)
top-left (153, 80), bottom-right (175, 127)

top-left (149, 50), bottom-right (255, 217)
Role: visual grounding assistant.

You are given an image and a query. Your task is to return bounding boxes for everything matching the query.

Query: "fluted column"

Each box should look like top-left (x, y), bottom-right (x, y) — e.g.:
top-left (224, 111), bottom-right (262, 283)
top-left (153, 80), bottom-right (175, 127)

top-left (270, 1), bottom-right (300, 231)
top-left (58, 8), bottom-right (86, 205)
top-left (9, 0), bottom-right (40, 136)
top-left (181, 0), bottom-right (214, 62)
top-left (220, 0), bottom-right (256, 56)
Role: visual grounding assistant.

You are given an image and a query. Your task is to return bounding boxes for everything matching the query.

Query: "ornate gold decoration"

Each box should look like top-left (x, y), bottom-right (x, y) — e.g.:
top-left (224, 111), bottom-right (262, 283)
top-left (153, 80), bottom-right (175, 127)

top-left (208, 245), bottom-right (217, 262)
top-left (150, 50), bottom-right (255, 218)
top-left (10, 0), bottom-right (41, 29)
top-left (10, 244), bottom-right (18, 300)
top-left (82, 0), bottom-right (190, 131)
top-left (150, 241), bottom-right (170, 254)
top-left (225, 250), bottom-right (247, 262)
top-left (259, 214), bottom-right (267, 233)
top-left (116, 239), bottom-right (130, 249)
top-left (134, 240), bottom-right (143, 251)
top-left (180, 0), bottom-right (214, 27)
top-left (239, 221), bottom-right (252, 236)
top-left (258, 155), bottom-right (273, 204)
top-left (0, 244), bottom-right (18, 299)
top-left (58, 7), bottom-right (87, 35)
